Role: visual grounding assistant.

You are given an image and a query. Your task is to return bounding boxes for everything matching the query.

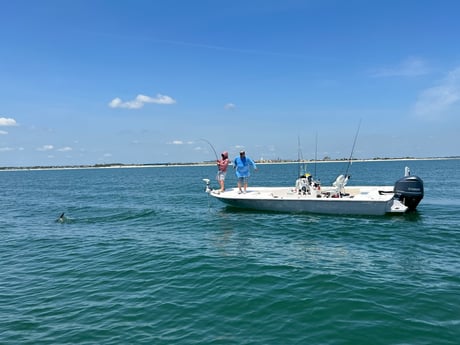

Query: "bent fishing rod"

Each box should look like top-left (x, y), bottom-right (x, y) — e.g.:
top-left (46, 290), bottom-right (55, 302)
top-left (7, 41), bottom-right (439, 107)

top-left (199, 138), bottom-right (219, 161)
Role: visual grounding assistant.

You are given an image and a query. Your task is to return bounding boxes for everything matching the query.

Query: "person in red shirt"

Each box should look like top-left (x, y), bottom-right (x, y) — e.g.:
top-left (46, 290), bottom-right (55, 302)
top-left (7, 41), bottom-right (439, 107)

top-left (216, 151), bottom-right (229, 192)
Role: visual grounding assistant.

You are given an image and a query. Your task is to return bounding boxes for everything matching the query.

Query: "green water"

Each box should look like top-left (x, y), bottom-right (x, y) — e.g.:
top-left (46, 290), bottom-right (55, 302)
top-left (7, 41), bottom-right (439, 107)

top-left (1, 160), bottom-right (459, 344)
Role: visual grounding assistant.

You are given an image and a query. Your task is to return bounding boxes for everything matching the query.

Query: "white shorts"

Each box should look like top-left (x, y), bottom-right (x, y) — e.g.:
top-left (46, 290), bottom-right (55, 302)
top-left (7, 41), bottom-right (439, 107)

top-left (217, 171), bottom-right (227, 181)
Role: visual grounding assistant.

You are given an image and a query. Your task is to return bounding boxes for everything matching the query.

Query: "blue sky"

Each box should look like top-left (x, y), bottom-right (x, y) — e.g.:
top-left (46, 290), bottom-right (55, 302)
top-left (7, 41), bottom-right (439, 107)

top-left (1, 0), bottom-right (459, 166)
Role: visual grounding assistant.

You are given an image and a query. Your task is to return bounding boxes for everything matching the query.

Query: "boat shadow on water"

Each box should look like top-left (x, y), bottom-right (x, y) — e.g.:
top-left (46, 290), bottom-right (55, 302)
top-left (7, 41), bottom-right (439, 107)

top-left (219, 204), bottom-right (423, 222)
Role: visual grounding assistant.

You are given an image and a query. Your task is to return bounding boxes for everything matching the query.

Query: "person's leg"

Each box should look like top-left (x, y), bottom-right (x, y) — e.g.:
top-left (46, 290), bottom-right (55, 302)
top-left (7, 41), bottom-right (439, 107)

top-left (219, 178), bottom-right (224, 191)
top-left (221, 173), bottom-right (227, 191)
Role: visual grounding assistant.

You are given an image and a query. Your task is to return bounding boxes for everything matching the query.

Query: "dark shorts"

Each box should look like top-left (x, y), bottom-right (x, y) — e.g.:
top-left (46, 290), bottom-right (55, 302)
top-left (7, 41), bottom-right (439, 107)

top-left (238, 176), bottom-right (249, 183)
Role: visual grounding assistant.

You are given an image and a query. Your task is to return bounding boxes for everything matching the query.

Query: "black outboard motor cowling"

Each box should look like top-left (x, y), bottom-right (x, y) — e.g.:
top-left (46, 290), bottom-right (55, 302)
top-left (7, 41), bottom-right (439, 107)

top-left (394, 175), bottom-right (424, 211)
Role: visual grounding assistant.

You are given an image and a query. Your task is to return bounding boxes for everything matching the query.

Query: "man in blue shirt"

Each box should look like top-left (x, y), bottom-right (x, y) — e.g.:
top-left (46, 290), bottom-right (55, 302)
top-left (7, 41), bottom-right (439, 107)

top-left (233, 150), bottom-right (257, 194)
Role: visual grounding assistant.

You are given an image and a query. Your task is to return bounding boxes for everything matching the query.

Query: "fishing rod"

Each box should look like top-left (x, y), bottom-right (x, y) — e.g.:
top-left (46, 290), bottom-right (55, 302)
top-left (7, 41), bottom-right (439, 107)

top-left (344, 119), bottom-right (362, 177)
top-left (314, 132), bottom-right (318, 178)
top-left (297, 136), bottom-right (302, 177)
top-left (199, 138), bottom-right (219, 161)
top-left (297, 136), bottom-right (308, 177)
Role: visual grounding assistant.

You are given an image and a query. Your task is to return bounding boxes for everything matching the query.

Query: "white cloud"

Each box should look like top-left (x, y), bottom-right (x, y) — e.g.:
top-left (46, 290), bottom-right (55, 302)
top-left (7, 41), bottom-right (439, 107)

top-left (0, 147), bottom-right (14, 152)
top-left (414, 67), bottom-right (460, 119)
top-left (168, 140), bottom-right (195, 145)
top-left (372, 57), bottom-right (429, 77)
top-left (37, 144), bottom-right (54, 151)
top-left (109, 94), bottom-right (176, 109)
top-left (0, 117), bottom-right (17, 126)
top-left (57, 146), bottom-right (72, 152)
top-left (224, 103), bottom-right (236, 110)
top-left (0, 130), bottom-right (8, 135)
top-left (108, 97), bottom-right (124, 108)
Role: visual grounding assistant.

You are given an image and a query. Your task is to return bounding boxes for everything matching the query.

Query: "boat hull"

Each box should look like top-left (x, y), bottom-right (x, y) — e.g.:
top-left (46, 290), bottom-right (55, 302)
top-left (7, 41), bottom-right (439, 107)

top-left (210, 187), bottom-right (407, 216)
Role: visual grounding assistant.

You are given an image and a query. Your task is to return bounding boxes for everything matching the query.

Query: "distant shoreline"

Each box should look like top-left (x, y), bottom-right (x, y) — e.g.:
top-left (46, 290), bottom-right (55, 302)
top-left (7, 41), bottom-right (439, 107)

top-left (1, 156), bottom-right (458, 172)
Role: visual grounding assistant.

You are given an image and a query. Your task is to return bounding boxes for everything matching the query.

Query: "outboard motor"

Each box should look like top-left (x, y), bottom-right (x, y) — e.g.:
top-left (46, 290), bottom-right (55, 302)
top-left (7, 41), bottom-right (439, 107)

top-left (203, 179), bottom-right (212, 193)
top-left (394, 175), bottom-right (424, 211)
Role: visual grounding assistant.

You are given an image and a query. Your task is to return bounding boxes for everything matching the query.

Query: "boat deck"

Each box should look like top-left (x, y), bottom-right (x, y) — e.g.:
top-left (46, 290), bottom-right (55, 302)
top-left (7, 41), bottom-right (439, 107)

top-left (212, 185), bottom-right (395, 202)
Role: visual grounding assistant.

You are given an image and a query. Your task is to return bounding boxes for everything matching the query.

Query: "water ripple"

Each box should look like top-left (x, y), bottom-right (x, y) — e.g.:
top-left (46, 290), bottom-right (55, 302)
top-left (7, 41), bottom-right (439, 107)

top-left (1, 161), bottom-right (459, 344)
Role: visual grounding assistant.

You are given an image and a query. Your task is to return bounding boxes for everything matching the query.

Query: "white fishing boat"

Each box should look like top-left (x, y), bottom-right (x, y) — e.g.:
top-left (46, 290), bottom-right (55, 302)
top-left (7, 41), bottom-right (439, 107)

top-left (203, 167), bottom-right (424, 216)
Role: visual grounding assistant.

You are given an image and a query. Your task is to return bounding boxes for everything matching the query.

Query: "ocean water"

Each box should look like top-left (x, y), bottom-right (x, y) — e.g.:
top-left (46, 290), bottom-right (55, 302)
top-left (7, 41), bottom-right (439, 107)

top-left (1, 159), bottom-right (459, 344)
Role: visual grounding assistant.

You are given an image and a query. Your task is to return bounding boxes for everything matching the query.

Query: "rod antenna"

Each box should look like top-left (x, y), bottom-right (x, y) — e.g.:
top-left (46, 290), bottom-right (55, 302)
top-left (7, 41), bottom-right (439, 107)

top-left (314, 132), bottom-right (318, 178)
top-left (344, 120), bottom-right (361, 177)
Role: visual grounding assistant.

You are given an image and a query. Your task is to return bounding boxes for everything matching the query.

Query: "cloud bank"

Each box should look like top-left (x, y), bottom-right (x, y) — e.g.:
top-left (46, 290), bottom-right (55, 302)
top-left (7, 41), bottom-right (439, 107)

top-left (414, 67), bottom-right (460, 119)
top-left (109, 94), bottom-right (176, 109)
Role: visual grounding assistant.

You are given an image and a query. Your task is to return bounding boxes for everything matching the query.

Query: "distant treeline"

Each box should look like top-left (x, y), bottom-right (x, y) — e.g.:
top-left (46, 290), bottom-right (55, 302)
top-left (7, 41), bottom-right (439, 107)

top-left (1, 156), bottom-right (459, 171)
top-left (0, 162), bottom-right (214, 171)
